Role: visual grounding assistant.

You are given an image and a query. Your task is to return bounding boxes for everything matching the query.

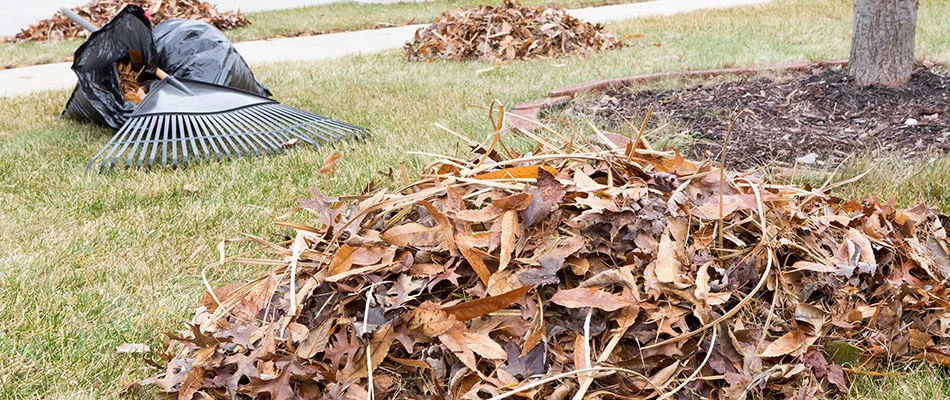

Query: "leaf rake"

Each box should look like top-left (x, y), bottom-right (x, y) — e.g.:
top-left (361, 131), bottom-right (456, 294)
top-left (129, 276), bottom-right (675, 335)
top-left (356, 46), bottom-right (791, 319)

top-left (63, 7), bottom-right (369, 172)
top-left (86, 76), bottom-right (370, 171)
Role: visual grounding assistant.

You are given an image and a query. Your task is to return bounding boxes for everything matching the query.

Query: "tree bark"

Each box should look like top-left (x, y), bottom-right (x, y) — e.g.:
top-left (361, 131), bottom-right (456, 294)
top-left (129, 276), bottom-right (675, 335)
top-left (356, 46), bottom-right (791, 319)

top-left (849, 0), bottom-right (918, 88)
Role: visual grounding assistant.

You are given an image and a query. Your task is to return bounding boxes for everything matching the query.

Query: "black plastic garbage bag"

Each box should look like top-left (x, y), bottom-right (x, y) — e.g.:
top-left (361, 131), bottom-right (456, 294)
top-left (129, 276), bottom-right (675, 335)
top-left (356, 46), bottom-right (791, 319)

top-left (61, 5), bottom-right (156, 129)
top-left (152, 19), bottom-right (271, 97)
top-left (61, 6), bottom-right (271, 130)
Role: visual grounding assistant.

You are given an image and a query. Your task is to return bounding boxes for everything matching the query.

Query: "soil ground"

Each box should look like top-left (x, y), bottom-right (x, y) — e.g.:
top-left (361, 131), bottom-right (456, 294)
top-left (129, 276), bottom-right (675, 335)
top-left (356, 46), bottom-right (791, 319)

top-left (574, 66), bottom-right (950, 169)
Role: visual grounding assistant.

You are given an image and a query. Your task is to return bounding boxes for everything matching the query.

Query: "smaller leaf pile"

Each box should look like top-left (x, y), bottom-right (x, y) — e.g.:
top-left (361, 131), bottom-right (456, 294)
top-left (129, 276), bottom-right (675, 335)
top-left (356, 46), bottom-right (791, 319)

top-left (144, 119), bottom-right (950, 399)
top-left (7, 0), bottom-right (250, 43)
top-left (405, 0), bottom-right (621, 62)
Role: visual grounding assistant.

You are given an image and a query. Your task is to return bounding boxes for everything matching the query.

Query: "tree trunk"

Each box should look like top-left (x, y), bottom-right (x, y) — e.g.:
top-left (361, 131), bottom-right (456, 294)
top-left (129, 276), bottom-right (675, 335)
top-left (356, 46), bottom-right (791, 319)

top-left (849, 0), bottom-right (918, 88)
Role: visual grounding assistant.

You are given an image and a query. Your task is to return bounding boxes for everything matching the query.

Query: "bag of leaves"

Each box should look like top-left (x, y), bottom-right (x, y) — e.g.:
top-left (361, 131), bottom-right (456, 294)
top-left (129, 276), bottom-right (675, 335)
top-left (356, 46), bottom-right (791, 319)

top-left (61, 5), bottom-right (157, 129)
top-left (61, 5), bottom-right (270, 130)
top-left (151, 18), bottom-right (271, 98)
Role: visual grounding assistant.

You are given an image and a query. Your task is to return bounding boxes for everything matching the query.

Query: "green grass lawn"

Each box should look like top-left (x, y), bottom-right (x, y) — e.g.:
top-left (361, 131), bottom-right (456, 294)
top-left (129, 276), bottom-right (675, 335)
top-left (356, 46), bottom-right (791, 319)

top-left (1, 0), bottom-right (950, 398)
top-left (0, 0), bottom-right (643, 68)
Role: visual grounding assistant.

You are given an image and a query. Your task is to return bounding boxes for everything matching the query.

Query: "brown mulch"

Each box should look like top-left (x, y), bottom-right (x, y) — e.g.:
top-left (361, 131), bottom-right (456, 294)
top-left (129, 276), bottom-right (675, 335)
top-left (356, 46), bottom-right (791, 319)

top-left (7, 0), bottom-right (250, 43)
top-left (405, 0), bottom-right (621, 62)
top-left (577, 65), bottom-right (950, 169)
top-left (140, 115), bottom-right (950, 399)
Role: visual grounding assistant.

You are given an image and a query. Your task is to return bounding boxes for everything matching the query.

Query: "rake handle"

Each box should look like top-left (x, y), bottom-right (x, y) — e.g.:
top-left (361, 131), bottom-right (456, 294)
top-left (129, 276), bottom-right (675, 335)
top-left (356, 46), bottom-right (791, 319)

top-left (62, 8), bottom-right (100, 33)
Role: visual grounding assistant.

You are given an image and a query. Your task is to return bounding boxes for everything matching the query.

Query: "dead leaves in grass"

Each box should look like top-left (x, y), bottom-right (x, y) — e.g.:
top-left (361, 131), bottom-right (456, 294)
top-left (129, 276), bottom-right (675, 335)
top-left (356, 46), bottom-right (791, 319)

top-left (405, 0), bottom-right (621, 62)
top-left (144, 110), bottom-right (950, 399)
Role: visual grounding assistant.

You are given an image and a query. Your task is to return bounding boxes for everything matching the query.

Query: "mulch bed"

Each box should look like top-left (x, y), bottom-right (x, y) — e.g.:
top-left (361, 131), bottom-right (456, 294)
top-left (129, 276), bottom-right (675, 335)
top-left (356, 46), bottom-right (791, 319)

top-left (576, 65), bottom-right (950, 169)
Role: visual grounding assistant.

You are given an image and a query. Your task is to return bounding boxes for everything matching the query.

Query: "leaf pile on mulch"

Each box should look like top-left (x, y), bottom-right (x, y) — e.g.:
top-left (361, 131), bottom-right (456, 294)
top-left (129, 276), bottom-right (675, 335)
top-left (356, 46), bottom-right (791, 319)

top-left (6, 0), bottom-right (250, 43)
top-left (577, 65), bottom-right (950, 169)
top-left (142, 114), bottom-right (950, 399)
top-left (405, 0), bottom-right (621, 62)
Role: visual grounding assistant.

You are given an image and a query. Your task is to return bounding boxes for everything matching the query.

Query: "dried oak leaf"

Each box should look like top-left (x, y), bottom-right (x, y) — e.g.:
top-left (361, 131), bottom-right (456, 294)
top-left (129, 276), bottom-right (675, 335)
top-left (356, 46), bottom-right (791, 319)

top-left (502, 339), bottom-right (546, 379)
top-left (222, 353), bottom-right (261, 396)
top-left (518, 254), bottom-right (564, 285)
top-left (242, 357), bottom-right (322, 400)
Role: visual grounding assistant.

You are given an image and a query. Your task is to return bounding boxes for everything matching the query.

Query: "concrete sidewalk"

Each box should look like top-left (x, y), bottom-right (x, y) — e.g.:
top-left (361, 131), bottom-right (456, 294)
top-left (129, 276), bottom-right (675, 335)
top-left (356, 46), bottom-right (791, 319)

top-left (0, 0), bottom-right (773, 98)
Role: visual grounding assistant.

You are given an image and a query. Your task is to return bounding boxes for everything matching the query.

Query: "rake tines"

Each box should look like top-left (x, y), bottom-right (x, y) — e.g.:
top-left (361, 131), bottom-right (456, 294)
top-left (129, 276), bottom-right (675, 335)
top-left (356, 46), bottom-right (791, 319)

top-left (88, 102), bottom-right (369, 172)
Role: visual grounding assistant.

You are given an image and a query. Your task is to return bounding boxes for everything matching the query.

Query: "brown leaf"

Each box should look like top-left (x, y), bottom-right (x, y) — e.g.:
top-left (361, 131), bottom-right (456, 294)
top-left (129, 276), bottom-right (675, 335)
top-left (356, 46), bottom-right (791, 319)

top-left (178, 368), bottom-right (204, 400)
top-left (493, 193), bottom-right (533, 211)
top-left (793, 303), bottom-right (826, 333)
top-left (421, 201), bottom-right (457, 255)
top-left (462, 331), bottom-right (507, 359)
top-left (523, 167), bottom-right (565, 226)
top-left (296, 317), bottom-right (334, 359)
top-left (790, 261), bottom-right (837, 273)
top-left (647, 361), bottom-right (679, 390)
top-left (803, 349), bottom-right (828, 378)
top-left (345, 324), bottom-right (396, 380)
top-left (458, 243), bottom-right (492, 286)
top-left (243, 358), bottom-right (319, 400)
top-left (407, 301), bottom-right (456, 338)
top-left (499, 210), bottom-right (519, 271)
top-left (474, 165), bottom-right (559, 180)
top-left (327, 244), bottom-right (356, 276)
top-left (438, 324), bottom-right (478, 371)
top-left (909, 329), bottom-right (934, 349)
top-left (381, 222), bottom-right (443, 248)
top-left (442, 285), bottom-right (532, 321)
top-left (550, 287), bottom-right (631, 312)
top-left (759, 330), bottom-right (804, 358)
top-left (320, 152), bottom-right (342, 175)
top-left (518, 254), bottom-right (563, 286)
top-left (827, 364), bottom-right (848, 393)
top-left (573, 334), bottom-right (588, 370)
top-left (654, 226), bottom-right (684, 284)
top-left (522, 321), bottom-right (546, 357)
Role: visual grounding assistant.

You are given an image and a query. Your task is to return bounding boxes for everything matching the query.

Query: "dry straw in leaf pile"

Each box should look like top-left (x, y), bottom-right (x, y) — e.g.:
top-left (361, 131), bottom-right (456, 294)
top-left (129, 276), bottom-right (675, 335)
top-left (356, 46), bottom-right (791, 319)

top-left (7, 0), bottom-right (250, 42)
top-left (143, 110), bottom-right (950, 399)
top-left (405, 0), bottom-right (621, 62)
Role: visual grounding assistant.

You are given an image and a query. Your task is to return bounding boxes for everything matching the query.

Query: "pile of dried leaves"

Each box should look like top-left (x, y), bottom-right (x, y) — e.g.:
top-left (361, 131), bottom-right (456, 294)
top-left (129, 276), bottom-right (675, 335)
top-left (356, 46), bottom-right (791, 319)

top-left (405, 0), bottom-right (621, 62)
top-left (7, 0), bottom-right (250, 42)
top-left (142, 111), bottom-right (950, 399)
